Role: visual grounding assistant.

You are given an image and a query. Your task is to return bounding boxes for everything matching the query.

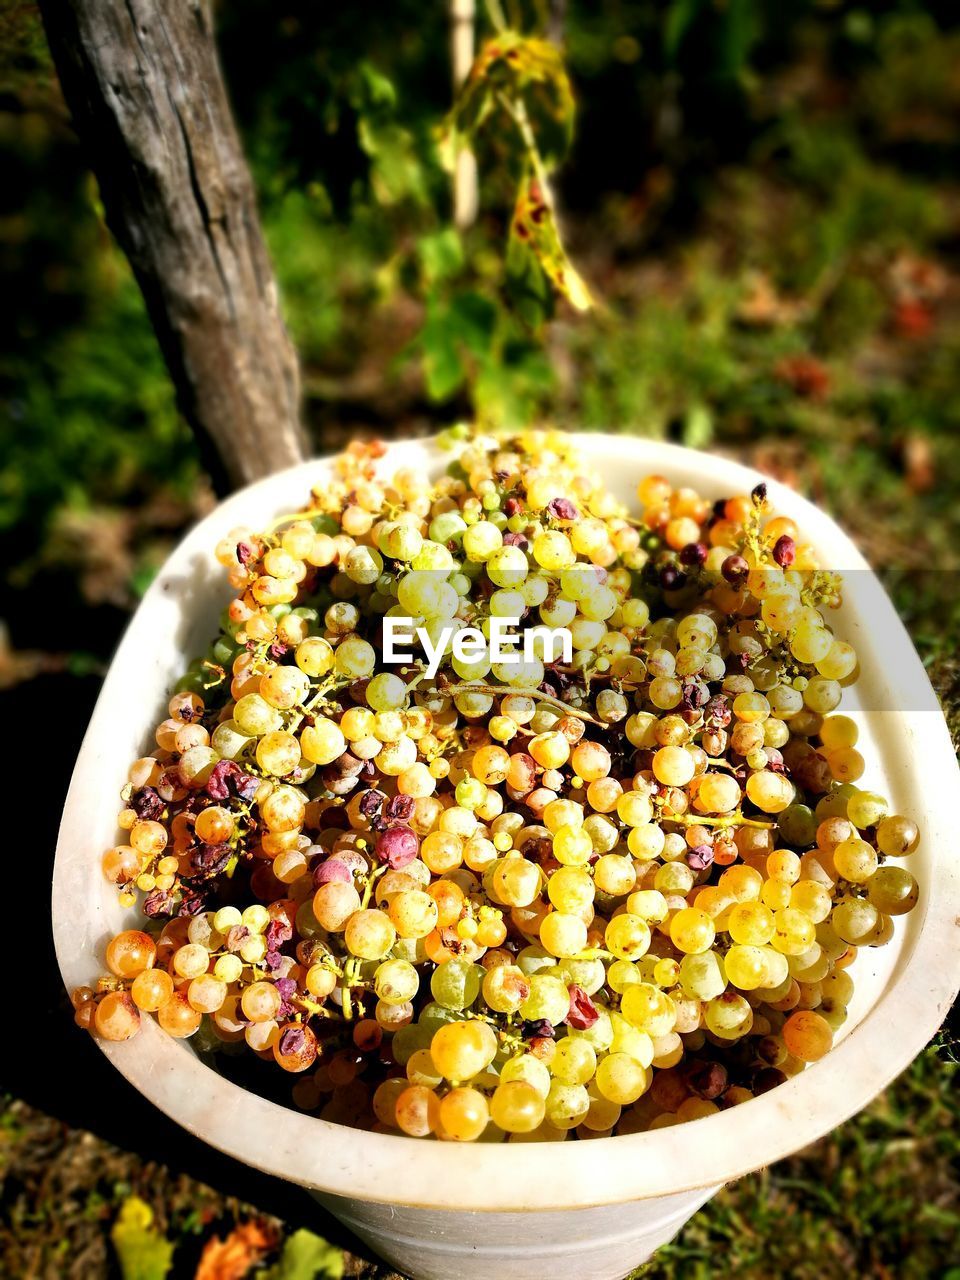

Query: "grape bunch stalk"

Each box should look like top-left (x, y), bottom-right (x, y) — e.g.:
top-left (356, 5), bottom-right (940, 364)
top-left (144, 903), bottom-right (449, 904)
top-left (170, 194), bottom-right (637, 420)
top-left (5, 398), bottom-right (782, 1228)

top-left (73, 428), bottom-right (921, 1142)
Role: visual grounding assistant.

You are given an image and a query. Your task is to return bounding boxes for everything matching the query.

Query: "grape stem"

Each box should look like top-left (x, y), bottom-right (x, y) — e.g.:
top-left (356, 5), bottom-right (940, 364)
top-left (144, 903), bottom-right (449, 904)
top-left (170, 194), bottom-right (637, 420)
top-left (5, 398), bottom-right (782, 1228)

top-left (295, 995), bottom-right (342, 1021)
top-left (470, 1010), bottom-right (525, 1054)
top-left (341, 965), bottom-right (359, 1022)
top-left (287, 675), bottom-right (354, 735)
top-left (442, 681), bottom-right (606, 727)
top-left (671, 812), bottom-right (776, 831)
top-left (263, 507), bottom-right (328, 536)
top-left (359, 864), bottom-right (387, 908)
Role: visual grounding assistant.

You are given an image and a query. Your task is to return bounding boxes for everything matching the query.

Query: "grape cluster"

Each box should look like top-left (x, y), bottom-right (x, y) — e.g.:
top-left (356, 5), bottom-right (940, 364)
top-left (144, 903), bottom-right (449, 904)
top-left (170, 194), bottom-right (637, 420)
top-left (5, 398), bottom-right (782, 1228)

top-left (74, 429), bottom-right (921, 1142)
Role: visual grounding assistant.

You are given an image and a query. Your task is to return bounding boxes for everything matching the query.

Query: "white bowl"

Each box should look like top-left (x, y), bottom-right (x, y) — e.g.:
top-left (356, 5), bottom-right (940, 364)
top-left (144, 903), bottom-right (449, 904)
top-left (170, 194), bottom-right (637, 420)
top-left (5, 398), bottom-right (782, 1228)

top-left (53, 435), bottom-right (960, 1280)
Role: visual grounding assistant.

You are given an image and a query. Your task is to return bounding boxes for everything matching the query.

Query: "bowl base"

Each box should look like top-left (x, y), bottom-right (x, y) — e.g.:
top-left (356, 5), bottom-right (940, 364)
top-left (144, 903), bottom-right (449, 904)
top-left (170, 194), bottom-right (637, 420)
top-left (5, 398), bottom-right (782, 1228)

top-left (310, 1185), bottom-right (721, 1280)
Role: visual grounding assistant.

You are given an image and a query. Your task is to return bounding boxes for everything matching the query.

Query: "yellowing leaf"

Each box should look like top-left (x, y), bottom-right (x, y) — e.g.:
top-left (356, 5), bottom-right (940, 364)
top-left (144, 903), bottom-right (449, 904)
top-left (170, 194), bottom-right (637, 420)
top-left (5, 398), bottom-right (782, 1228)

top-left (510, 174), bottom-right (593, 313)
top-left (449, 33), bottom-right (574, 166)
top-left (111, 1197), bottom-right (175, 1280)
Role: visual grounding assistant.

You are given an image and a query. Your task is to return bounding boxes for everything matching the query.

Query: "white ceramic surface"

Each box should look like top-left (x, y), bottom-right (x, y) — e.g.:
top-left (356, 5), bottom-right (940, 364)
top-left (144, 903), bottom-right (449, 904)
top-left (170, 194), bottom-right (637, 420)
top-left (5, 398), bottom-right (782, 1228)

top-left (310, 1186), bottom-right (722, 1280)
top-left (53, 435), bottom-right (960, 1279)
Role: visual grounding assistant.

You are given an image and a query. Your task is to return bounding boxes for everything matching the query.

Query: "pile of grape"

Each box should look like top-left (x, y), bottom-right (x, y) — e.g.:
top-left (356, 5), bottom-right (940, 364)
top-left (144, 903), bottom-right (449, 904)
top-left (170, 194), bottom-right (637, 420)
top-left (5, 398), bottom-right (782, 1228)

top-left (73, 430), bottom-right (921, 1142)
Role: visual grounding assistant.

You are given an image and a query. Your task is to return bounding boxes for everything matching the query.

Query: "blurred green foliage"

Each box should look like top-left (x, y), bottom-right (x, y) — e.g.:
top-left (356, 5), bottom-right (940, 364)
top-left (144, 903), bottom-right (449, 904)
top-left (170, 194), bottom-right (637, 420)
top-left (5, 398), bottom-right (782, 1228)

top-left (2, 0), bottom-right (960, 643)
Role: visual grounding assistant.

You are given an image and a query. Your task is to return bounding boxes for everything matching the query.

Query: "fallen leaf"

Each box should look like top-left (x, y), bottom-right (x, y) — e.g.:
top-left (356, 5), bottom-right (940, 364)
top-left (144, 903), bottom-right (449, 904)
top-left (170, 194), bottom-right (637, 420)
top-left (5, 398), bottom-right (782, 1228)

top-left (195, 1219), bottom-right (279, 1280)
top-left (262, 1229), bottom-right (344, 1280)
top-left (889, 252), bottom-right (948, 302)
top-left (737, 271), bottom-right (803, 328)
top-left (775, 354), bottom-right (831, 401)
top-left (111, 1197), bottom-right (175, 1280)
top-left (893, 299), bottom-right (934, 339)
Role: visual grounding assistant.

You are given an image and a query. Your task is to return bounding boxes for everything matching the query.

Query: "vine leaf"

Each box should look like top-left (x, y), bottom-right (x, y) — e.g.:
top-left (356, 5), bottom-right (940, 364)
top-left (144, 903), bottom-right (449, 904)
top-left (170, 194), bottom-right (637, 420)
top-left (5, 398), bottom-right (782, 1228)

top-left (447, 33), bottom-right (574, 167)
top-left (420, 292), bottom-right (498, 399)
top-left (509, 172), bottom-right (593, 314)
top-left (438, 25), bottom-right (594, 346)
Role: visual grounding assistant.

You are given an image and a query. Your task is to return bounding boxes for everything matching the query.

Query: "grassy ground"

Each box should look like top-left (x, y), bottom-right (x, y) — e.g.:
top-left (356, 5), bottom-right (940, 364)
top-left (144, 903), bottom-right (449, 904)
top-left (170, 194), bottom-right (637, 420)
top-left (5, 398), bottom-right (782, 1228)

top-left (3, 1039), bottom-right (957, 1280)
top-left (2, 1042), bottom-right (957, 1279)
top-left (640, 1048), bottom-right (960, 1280)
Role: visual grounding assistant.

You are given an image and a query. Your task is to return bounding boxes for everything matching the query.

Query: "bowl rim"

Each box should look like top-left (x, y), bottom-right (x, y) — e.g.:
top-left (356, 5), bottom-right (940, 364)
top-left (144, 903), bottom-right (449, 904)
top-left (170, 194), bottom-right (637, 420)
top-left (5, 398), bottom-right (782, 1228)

top-left (53, 432), bottom-right (960, 1212)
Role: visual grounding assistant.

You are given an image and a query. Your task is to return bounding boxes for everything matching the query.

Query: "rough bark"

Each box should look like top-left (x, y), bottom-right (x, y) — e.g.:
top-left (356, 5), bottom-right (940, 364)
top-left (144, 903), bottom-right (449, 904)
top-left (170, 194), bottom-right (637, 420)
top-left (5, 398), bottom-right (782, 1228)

top-left (39, 0), bottom-right (308, 489)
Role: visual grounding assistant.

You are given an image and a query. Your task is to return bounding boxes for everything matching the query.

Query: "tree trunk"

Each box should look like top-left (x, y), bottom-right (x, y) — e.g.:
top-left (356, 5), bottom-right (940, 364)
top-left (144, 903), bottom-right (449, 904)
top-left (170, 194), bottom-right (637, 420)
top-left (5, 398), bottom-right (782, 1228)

top-left (39, 0), bottom-right (308, 490)
top-left (450, 0), bottom-right (478, 230)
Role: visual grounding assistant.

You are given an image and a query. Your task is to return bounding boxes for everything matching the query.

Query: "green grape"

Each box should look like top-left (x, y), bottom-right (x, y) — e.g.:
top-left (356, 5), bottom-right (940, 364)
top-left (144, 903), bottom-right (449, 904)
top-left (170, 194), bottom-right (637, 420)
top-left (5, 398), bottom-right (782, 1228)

top-left (867, 866), bottom-right (919, 915)
top-left (595, 1052), bottom-right (649, 1105)
top-left (679, 951), bottom-right (726, 1001)
top-left (375, 958), bottom-right (420, 1004)
top-left (519, 975), bottom-right (571, 1024)
top-left (545, 1081), bottom-right (590, 1130)
top-left (430, 959), bottom-right (483, 1010)
top-left (550, 1036), bottom-right (597, 1085)
top-left (500, 1054), bottom-right (551, 1097)
top-left (704, 992), bottom-right (754, 1040)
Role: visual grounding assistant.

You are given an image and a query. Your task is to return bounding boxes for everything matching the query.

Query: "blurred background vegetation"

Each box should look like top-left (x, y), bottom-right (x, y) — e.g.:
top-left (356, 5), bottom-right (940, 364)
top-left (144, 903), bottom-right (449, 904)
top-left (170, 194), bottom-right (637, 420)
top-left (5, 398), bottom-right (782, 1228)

top-left (1, 1), bottom-right (958, 1277)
